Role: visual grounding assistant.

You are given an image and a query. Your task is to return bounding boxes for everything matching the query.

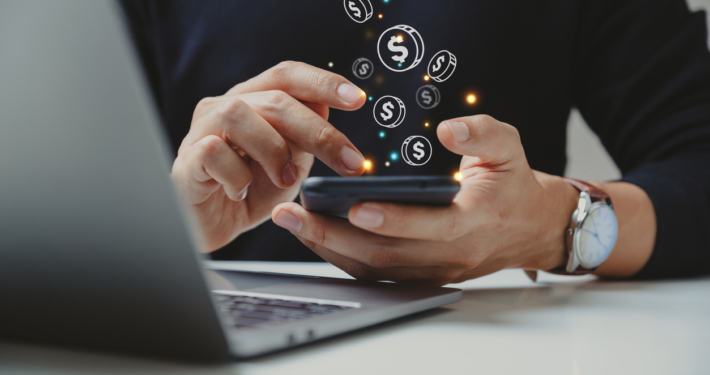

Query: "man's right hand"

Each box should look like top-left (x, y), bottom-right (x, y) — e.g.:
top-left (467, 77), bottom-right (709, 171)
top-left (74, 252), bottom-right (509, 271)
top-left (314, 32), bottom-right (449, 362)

top-left (171, 61), bottom-right (367, 252)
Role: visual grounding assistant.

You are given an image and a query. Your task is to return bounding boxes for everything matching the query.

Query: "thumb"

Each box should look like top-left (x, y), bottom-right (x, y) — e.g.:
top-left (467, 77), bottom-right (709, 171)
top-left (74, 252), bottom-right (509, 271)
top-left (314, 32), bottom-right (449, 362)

top-left (437, 115), bottom-right (525, 165)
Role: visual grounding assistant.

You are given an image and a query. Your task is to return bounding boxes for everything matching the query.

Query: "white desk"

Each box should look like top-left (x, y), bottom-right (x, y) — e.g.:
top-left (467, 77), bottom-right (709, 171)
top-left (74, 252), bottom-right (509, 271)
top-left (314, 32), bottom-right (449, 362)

top-left (2, 261), bottom-right (709, 375)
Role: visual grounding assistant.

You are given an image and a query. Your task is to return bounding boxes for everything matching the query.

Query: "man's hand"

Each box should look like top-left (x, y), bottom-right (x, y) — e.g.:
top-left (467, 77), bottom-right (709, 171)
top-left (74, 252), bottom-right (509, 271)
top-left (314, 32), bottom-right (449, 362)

top-left (171, 61), bottom-right (367, 252)
top-left (272, 115), bottom-right (583, 285)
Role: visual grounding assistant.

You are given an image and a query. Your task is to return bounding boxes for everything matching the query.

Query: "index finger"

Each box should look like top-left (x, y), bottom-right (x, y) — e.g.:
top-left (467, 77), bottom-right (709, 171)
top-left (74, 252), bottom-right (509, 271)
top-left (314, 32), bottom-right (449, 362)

top-left (227, 61), bottom-right (366, 110)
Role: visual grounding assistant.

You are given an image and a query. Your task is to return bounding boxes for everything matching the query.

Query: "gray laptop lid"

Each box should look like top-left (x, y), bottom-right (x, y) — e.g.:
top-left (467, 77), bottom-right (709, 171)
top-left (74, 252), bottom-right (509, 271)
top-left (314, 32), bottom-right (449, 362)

top-left (0, 0), bottom-right (230, 360)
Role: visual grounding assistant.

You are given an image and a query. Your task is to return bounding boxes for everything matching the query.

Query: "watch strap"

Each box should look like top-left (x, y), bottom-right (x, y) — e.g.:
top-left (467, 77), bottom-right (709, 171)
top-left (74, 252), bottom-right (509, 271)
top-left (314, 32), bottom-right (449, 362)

top-left (562, 177), bottom-right (611, 204)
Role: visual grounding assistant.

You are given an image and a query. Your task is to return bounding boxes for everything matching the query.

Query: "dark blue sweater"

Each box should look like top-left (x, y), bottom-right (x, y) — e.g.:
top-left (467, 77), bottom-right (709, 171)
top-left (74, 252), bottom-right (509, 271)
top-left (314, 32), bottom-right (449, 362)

top-left (120, 0), bottom-right (710, 278)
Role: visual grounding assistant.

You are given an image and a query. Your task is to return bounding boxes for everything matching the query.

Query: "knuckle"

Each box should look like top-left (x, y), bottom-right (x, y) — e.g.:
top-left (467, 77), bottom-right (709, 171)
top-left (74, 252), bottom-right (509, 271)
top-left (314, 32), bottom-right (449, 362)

top-left (268, 61), bottom-right (298, 83)
top-left (314, 125), bottom-right (339, 150)
top-left (263, 90), bottom-right (292, 111)
top-left (198, 135), bottom-right (227, 159)
top-left (306, 68), bottom-right (338, 90)
top-left (217, 98), bottom-right (248, 120)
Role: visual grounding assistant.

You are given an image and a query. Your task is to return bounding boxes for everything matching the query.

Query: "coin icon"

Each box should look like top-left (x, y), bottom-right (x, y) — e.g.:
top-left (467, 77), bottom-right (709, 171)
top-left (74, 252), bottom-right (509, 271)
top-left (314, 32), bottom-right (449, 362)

top-left (373, 95), bottom-right (406, 128)
top-left (344, 0), bottom-right (373, 23)
top-left (427, 50), bottom-right (457, 82)
top-left (377, 25), bottom-right (425, 72)
top-left (401, 135), bottom-right (432, 166)
top-left (415, 85), bottom-right (441, 109)
top-left (352, 58), bottom-right (374, 79)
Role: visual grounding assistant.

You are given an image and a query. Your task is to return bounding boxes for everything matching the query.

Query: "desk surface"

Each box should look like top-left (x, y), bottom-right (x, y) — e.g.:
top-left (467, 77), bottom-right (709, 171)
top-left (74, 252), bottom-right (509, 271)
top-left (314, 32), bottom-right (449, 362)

top-left (2, 261), bottom-right (709, 375)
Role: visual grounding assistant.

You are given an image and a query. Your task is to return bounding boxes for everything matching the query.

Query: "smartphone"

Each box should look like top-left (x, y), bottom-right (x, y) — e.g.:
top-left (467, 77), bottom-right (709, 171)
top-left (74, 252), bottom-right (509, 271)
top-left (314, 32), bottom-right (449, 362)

top-left (300, 176), bottom-right (460, 217)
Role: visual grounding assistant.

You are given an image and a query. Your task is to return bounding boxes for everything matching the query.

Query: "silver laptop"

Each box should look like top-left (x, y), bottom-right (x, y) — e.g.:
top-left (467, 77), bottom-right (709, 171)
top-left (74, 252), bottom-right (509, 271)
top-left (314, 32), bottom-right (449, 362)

top-left (0, 0), bottom-right (461, 360)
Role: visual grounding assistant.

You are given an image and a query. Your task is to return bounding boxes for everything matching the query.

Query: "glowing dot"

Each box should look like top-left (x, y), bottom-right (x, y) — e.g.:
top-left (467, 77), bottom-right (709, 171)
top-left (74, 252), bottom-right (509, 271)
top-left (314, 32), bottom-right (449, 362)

top-left (454, 172), bottom-right (462, 181)
top-left (379, 131), bottom-right (385, 138)
top-left (424, 75), bottom-right (430, 81)
top-left (396, 35), bottom-right (403, 41)
top-left (424, 122), bottom-right (430, 127)
top-left (363, 160), bottom-right (373, 171)
top-left (328, 62), bottom-right (333, 68)
top-left (368, 96), bottom-right (373, 101)
top-left (378, 14), bottom-right (383, 19)
top-left (390, 152), bottom-right (398, 161)
top-left (466, 94), bottom-right (477, 105)
top-left (385, 161), bottom-right (390, 167)
top-left (398, 63), bottom-right (402, 67)
top-left (383, 0), bottom-right (390, 3)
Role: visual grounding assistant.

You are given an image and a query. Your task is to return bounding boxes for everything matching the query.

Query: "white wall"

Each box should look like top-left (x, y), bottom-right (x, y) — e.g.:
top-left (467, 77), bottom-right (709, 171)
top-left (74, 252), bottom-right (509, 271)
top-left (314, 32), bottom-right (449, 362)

top-left (564, 0), bottom-right (710, 181)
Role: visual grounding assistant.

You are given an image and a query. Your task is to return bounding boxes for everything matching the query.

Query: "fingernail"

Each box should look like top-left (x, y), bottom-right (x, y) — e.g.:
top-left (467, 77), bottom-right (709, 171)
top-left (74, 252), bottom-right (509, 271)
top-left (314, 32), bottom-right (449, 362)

top-left (351, 204), bottom-right (384, 228)
top-left (274, 210), bottom-right (302, 232)
top-left (282, 161), bottom-right (297, 186)
top-left (446, 121), bottom-right (470, 142)
top-left (340, 146), bottom-right (365, 171)
top-left (337, 83), bottom-right (364, 104)
top-left (236, 187), bottom-right (248, 201)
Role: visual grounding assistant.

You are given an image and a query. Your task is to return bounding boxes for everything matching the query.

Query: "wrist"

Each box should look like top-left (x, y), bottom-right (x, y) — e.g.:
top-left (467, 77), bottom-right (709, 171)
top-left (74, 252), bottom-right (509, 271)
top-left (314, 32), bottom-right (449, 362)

top-left (524, 172), bottom-right (579, 271)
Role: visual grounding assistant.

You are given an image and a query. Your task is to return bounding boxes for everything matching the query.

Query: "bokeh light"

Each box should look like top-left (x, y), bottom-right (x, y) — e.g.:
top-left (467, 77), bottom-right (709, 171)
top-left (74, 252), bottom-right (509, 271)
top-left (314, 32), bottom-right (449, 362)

top-left (385, 161), bottom-right (391, 167)
top-left (379, 131), bottom-right (385, 138)
top-left (424, 75), bottom-right (430, 81)
top-left (424, 122), bottom-right (429, 127)
top-left (466, 93), bottom-right (477, 105)
top-left (454, 172), bottom-right (462, 181)
top-left (390, 152), bottom-right (398, 161)
top-left (363, 160), bottom-right (373, 171)
top-left (328, 62), bottom-right (333, 68)
top-left (378, 13), bottom-right (383, 19)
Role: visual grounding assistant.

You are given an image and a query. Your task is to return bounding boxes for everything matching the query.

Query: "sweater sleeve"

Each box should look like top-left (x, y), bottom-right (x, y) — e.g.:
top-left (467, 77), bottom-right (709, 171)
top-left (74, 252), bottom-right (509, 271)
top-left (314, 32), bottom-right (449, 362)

top-left (572, 0), bottom-right (710, 278)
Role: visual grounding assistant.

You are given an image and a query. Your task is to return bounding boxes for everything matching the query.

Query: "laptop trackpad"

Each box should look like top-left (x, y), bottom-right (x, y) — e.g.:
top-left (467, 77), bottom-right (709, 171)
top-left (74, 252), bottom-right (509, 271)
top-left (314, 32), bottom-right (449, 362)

top-left (204, 269), bottom-right (316, 291)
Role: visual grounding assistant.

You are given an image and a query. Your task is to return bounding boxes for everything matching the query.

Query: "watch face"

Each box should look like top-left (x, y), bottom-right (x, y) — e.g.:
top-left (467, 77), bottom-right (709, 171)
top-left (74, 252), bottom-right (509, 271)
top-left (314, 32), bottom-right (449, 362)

top-left (578, 203), bottom-right (618, 268)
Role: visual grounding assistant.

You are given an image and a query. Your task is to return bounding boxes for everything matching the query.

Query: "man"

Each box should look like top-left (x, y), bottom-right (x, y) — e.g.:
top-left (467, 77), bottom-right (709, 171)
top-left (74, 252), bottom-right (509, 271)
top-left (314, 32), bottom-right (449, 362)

top-left (121, 0), bottom-right (710, 282)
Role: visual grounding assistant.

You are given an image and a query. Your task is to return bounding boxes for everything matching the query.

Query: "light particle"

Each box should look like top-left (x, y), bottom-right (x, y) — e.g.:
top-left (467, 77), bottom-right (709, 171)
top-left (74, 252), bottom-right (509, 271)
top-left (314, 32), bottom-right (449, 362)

top-left (378, 14), bottom-right (383, 19)
top-left (368, 96), bottom-right (374, 101)
top-left (454, 172), bottom-right (462, 181)
top-left (424, 122), bottom-right (429, 127)
top-left (466, 93), bottom-right (477, 105)
top-left (385, 161), bottom-right (391, 167)
top-left (328, 62), bottom-right (334, 68)
top-left (363, 160), bottom-right (373, 171)
top-left (390, 152), bottom-right (398, 161)
top-left (424, 75), bottom-right (430, 81)
top-left (379, 131), bottom-right (385, 138)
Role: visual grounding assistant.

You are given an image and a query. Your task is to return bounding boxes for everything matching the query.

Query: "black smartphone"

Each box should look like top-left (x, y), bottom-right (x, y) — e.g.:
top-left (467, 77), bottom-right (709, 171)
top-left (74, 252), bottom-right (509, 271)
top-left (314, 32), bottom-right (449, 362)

top-left (300, 176), bottom-right (460, 217)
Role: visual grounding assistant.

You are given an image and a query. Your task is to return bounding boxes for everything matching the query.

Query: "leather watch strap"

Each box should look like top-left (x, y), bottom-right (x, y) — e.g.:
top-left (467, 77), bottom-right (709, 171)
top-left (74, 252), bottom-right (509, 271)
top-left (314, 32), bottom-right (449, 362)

top-left (562, 177), bottom-right (611, 204)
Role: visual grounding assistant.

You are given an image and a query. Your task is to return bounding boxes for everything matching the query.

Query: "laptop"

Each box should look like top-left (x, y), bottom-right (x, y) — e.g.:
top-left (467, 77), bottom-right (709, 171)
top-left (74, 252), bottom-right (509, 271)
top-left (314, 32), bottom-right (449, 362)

top-left (0, 0), bottom-right (461, 360)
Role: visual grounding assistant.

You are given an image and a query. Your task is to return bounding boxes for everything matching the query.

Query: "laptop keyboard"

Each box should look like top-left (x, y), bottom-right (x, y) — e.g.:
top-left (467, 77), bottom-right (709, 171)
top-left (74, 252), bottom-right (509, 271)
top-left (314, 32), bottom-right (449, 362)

top-left (214, 291), bottom-right (358, 329)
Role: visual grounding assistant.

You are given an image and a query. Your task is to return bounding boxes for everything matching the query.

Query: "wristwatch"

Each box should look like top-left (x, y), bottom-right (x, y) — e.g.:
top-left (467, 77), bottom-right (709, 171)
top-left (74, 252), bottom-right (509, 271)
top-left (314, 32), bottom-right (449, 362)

top-left (525, 178), bottom-right (619, 281)
top-left (550, 178), bottom-right (619, 275)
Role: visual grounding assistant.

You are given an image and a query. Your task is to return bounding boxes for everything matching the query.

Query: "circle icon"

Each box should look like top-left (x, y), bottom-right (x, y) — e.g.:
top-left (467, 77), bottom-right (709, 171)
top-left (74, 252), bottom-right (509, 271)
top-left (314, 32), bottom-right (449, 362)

top-left (415, 85), bottom-right (441, 109)
top-left (377, 25), bottom-right (425, 72)
top-left (427, 50), bottom-right (457, 82)
top-left (352, 58), bottom-right (374, 79)
top-left (401, 136), bottom-right (432, 166)
top-left (344, 0), bottom-right (373, 23)
top-left (373, 96), bottom-right (406, 128)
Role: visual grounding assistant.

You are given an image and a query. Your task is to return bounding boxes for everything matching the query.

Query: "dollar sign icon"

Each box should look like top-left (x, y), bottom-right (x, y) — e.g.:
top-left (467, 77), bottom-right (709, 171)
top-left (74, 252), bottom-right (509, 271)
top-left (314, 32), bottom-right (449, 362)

top-left (387, 36), bottom-right (409, 63)
top-left (381, 101), bottom-right (394, 121)
top-left (352, 57), bottom-right (373, 79)
top-left (348, 2), bottom-right (361, 18)
top-left (421, 91), bottom-right (432, 105)
top-left (373, 95), bottom-right (405, 128)
top-left (427, 50), bottom-right (457, 82)
top-left (415, 85), bottom-right (441, 109)
top-left (412, 141), bottom-right (425, 160)
top-left (344, 0), bottom-right (373, 23)
top-left (401, 136), bottom-right (432, 166)
top-left (377, 25), bottom-right (425, 72)
top-left (431, 55), bottom-right (445, 72)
